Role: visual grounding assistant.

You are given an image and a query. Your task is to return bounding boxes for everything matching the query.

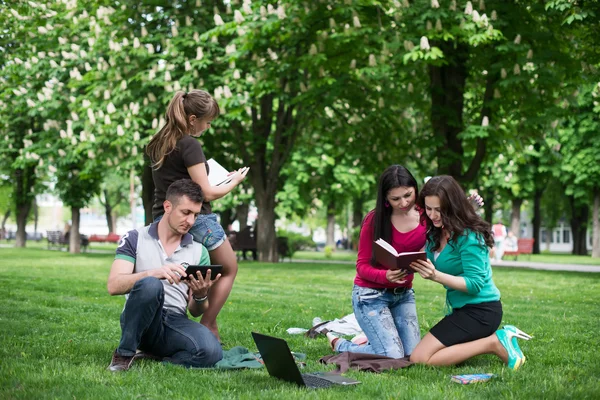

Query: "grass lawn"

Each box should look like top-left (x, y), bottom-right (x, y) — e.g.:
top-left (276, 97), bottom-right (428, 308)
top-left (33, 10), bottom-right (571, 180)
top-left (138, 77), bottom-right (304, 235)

top-left (294, 249), bottom-right (600, 266)
top-left (1, 247), bottom-right (599, 399)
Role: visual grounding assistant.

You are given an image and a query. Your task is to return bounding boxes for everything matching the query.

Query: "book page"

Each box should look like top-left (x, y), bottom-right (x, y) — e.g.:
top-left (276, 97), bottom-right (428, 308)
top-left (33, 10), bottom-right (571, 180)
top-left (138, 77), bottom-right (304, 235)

top-left (206, 158), bottom-right (231, 186)
top-left (374, 238), bottom-right (399, 257)
top-left (398, 251), bottom-right (426, 256)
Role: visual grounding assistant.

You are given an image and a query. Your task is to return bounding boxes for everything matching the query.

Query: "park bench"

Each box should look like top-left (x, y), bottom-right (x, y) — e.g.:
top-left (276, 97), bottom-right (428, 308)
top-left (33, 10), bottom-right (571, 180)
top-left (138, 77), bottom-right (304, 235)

top-left (229, 227), bottom-right (257, 261)
top-left (88, 233), bottom-right (121, 243)
top-left (502, 238), bottom-right (535, 261)
top-left (47, 230), bottom-right (89, 252)
top-left (228, 228), bottom-right (291, 261)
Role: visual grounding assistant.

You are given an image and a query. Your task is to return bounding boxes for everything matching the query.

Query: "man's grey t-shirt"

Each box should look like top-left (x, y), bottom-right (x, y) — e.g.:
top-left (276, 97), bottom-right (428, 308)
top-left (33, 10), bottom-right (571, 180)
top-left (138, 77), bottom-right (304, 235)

top-left (115, 222), bottom-right (210, 315)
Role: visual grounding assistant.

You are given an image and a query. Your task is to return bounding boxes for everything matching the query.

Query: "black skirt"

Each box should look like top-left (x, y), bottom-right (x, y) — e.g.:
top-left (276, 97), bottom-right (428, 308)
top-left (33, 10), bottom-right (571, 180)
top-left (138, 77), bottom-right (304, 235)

top-left (430, 300), bottom-right (503, 347)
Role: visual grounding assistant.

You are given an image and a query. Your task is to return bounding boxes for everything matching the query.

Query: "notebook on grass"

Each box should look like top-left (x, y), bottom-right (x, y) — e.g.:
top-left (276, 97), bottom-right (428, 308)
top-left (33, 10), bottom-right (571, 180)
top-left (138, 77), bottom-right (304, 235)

top-left (251, 332), bottom-right (360, 389)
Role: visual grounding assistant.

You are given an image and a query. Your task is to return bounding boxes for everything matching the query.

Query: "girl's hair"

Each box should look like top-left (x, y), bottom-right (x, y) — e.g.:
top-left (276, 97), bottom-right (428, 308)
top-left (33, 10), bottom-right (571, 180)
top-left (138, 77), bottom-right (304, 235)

top-left (146, 90), bottom-right (220, 169)
top-left (416, 175), bottom-right (494, 251)
top-left (369, 165), bottom-right (419, 265)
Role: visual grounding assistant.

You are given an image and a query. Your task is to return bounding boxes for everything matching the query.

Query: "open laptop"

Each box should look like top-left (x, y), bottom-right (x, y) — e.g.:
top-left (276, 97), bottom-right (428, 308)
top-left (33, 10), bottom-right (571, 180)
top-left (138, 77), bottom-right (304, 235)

top-left (251, 332), bottom-right (360, 389)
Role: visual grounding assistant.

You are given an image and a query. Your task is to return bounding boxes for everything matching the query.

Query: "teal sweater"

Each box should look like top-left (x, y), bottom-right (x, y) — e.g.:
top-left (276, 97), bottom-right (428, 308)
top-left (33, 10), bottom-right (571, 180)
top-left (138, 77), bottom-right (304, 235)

top-left (426, 230), bottom-right (500, 313)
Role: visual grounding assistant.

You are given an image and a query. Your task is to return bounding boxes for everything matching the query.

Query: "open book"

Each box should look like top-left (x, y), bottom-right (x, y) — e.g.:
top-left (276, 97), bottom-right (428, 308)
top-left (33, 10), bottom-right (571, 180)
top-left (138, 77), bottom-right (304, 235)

top-left (373, 238), bottom-right (426, 272)
top-left (207, 158), bottom-right (232, 186)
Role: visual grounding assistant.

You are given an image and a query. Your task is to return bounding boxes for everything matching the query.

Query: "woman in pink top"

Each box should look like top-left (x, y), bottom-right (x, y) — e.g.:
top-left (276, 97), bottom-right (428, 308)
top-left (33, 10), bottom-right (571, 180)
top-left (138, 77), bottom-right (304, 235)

top-left (329, 165), bottom-right (424, 358)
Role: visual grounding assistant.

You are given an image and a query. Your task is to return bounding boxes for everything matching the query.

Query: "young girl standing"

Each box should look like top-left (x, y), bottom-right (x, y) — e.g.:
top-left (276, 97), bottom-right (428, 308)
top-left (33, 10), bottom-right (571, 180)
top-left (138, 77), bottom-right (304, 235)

top-left (146, 90), bottom-right (249, 341)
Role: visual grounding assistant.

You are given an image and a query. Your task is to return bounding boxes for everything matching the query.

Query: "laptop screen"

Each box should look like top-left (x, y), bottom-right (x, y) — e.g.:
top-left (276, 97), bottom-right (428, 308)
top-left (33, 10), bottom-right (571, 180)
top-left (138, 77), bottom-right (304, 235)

top-left (251, 332), bottom-right (305, 386)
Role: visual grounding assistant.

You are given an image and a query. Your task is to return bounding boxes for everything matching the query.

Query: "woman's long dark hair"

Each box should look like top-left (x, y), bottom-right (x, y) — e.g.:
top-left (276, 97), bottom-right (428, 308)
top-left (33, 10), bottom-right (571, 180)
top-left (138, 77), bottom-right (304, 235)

top-left (416, 175), bottom-right (493, 251)
top-left (368, 165), bottom-right (419, 265)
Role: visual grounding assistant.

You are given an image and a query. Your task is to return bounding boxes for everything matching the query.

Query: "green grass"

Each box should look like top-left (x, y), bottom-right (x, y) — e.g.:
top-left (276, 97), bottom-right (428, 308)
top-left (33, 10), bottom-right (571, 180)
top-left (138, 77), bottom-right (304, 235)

top-left (526, 253), bottom-right (600, 265)
top-left (294, 249), bottom-right (600, 266)
top-left (293, 250), bottom-right (357, 262)
top-left (1, 248), bottom-right (599, 399)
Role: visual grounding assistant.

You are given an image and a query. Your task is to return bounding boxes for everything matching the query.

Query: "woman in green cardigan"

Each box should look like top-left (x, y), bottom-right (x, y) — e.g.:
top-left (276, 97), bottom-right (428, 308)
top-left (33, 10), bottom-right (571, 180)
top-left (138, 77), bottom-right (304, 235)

top-left (409, 175), bottom-right (531, 370)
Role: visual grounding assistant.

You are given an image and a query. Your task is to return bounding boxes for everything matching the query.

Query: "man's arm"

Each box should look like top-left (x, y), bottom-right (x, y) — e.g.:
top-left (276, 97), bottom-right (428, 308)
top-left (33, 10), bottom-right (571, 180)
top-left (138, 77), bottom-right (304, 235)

top-left (107, 259), bottom-right (146, 295)
top-left (107, 259), bottom-right (187, 295)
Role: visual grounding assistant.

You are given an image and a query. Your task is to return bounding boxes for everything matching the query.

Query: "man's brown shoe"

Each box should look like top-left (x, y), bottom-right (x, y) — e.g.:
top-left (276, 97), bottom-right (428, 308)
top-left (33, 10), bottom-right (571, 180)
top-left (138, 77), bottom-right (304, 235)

top-left (134, 350), bottom-right (163, 362)
top-left (108, 350), bottom-right (135, 372)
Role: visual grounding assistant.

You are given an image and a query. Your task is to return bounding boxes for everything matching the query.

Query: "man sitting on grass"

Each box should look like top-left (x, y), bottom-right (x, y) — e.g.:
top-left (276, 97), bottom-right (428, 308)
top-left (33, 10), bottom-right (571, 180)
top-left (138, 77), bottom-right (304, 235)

top-left (106, 179), bottom-right (223, 371)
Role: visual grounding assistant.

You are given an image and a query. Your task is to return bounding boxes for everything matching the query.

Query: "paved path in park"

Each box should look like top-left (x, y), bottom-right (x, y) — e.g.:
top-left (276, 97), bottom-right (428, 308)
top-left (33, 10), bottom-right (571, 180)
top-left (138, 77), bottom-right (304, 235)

top-left (291, 258), bottom-right (600, 273)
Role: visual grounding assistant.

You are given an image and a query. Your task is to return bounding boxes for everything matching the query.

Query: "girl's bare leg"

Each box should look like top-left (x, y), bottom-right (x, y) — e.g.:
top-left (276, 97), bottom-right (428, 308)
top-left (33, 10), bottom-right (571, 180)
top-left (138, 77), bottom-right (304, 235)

top-left (410, 332), bottom-right (508, 366)
top-left (200, 238), bottom-right (238, 342)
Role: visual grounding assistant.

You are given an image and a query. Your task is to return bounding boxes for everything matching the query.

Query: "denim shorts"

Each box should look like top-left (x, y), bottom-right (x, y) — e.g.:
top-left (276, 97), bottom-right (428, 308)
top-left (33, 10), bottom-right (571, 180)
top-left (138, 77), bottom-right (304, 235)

top-left (154, 213), bottom-right (226, 251)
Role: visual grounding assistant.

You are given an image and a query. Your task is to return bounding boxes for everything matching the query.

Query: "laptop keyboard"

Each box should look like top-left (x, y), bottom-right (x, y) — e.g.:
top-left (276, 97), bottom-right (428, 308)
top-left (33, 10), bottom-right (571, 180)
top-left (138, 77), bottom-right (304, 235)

top-left (302, 374), bottom-right (334, 388)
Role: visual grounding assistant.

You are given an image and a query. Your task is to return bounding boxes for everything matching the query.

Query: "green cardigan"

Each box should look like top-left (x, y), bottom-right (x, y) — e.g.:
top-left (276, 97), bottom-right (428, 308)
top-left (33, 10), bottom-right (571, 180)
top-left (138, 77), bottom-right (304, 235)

top-left (426, 230), bottom-right (500, 312)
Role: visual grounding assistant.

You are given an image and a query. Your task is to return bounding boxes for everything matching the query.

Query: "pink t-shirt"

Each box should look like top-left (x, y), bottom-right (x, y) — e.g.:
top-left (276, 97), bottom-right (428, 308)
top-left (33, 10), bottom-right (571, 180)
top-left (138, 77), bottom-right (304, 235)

top-left (354, 210), bottom-right (426, 289)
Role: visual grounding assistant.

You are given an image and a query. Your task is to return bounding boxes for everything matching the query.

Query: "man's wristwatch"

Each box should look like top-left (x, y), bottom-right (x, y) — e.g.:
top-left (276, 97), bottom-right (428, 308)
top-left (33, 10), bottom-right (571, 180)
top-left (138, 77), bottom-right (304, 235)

top-left (193, 294), bottom-right (208, 303)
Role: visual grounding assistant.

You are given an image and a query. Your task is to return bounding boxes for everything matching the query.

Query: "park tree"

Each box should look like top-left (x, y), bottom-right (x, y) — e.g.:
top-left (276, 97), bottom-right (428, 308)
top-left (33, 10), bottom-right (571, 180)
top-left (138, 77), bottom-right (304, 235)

top-left (199, 0), bottom-right (417, 261)
top-left (557, 84), bottom-right (600, 256)
top-left (0, 2), bottom-right (62, 247)
top-left (545, 0), bottom-right (600, 256)
top-left (97, 171), bottom-right (131, 234)
top-left (0, 183), bottom-right (11, 236)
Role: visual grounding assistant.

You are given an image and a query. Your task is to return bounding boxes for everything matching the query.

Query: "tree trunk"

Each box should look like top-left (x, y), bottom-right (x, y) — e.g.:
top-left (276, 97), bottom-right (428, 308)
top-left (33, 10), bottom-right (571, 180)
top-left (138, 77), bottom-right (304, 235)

top-left (1, 210), bottom-right (9, 233)
top-left (353, 197), bottom-right (365, 230)
top-left (569, 197), bottom-right (589, 255)
top-left (532, 188), bottom-right (543, 254)
top-left (33, 198), bottom-right (38, 239)
top-left (483, 187), bottom-right (494, 224)
top-left (237, 203), bottom-right (249, 230)
top-left (219, 208), bottom-right (235, 231)
top-left (511, 198), bottom-right (523, 238)
top-left (429, 43), bottom-right (467, 178)
top-left (70, 206), bottom-right (81, 253)
top-left (325, 214), bottom-right (335, 248)
top-left (103, 189), bottom-right (114, 233)
top-left (592, 188), bottom-right (600, 258)
top-left (15, 204), bottom-right (30, 248)
top-left (255, 192), bottom-right (278, 262)
top-left (108, 213), bottom-right (117, 233)
top-left (429, 42), bottom-right (491, 184)
top-left (14, 166), bottom-right (35, 248)
top-left (141, 151), bottom-right (155, 225)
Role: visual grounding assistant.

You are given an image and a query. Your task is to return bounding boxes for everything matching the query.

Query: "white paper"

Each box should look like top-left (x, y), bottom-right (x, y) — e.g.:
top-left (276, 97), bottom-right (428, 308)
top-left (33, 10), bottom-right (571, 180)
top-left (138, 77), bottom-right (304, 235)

top-left (375, 238), bottom-right (399, 256)
top-left (207, 158), bottom-right (232, 186)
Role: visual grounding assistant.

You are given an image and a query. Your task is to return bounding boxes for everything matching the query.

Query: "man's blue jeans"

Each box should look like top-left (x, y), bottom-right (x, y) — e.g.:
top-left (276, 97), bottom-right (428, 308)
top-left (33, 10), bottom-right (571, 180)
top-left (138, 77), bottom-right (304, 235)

top-left (117, 277), bottom-right (223, 367)
top-left (335, 285), bottom-right (421, 358)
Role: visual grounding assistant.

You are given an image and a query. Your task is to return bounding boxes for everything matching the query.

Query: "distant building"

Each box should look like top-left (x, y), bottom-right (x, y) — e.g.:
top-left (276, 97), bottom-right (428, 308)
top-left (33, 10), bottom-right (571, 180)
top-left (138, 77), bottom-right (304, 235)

top-left (519, 211), bottom-right (592, 253)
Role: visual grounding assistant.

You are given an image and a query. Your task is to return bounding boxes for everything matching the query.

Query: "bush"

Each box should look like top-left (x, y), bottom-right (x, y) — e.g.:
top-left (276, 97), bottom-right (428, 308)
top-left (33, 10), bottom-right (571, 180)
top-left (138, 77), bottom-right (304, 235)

top-left (324, 245), bottom-right (333, 258)
top-left (276, 230), bottom-right (315, 259)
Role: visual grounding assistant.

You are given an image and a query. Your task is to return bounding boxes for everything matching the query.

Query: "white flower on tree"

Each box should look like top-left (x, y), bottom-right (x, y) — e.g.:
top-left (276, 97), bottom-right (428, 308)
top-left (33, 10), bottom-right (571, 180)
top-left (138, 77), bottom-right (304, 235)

top-left (234, 10), bottom-right (245, 23)
top-left (464, 1), bottom-right (473, 15)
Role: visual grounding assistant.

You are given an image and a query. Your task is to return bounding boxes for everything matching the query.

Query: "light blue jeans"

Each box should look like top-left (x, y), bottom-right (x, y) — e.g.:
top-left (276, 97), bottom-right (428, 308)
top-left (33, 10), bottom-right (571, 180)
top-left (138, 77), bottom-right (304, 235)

top-left (334, 285), bottom-right (421, 358)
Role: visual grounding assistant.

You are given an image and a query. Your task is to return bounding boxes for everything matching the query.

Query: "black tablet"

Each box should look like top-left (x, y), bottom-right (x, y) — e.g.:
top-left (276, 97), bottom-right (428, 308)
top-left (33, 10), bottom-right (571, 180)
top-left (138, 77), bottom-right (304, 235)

top-left (182, 264), bottom-right (223, 280)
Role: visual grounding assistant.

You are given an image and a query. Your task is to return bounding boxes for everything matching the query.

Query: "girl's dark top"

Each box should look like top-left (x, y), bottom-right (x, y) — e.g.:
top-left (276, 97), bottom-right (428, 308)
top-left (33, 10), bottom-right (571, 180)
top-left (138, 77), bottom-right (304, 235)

top-left (151, 135), bottom-right (211, 218)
